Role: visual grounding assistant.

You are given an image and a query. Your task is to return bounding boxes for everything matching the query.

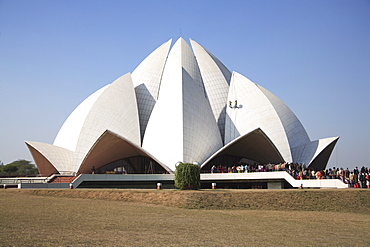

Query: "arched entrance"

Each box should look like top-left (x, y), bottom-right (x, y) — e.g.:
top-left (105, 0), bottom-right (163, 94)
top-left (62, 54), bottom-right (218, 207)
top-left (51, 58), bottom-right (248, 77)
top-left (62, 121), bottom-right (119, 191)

top-left (96, 156), bottom-right (169, 174)
top-left (201, 155), bottom-right (257, 173)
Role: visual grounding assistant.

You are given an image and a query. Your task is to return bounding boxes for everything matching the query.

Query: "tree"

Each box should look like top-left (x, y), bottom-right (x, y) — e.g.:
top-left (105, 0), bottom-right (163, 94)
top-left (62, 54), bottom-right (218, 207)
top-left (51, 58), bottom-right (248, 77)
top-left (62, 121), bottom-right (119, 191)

top-left (0, 159), bottom-right (38, 176)
top-left (1, 164), bottom-right (18, 174)
top-left (174, 163), bottom-right (200, 190)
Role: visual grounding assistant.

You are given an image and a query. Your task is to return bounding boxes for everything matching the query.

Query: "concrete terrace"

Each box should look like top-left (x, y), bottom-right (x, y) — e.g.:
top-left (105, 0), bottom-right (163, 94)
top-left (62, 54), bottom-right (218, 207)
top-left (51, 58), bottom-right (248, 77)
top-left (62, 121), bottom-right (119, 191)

top-left (2, 171), bottom-right (348, 189)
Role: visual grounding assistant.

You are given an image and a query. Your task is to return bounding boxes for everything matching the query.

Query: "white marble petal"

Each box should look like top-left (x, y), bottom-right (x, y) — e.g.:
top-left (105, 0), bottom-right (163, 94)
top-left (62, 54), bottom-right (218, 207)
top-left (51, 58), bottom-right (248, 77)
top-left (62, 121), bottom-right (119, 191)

top-left (132, 39), bottom-right (172, 140)
top-left (26, 141), bottom-right (74, 175)
top-left (190, 39), bottom-right (231, 141)
top-left (73, 73), bottom-right (140, 172)
top-left (143, 38), bottom-right (223, 171)
top-left (292, 136), bottom-right (339, 166)
top-left (225, 72), bottom-right (293, 162)
top-left (53, 85), bottom-right (109, 151)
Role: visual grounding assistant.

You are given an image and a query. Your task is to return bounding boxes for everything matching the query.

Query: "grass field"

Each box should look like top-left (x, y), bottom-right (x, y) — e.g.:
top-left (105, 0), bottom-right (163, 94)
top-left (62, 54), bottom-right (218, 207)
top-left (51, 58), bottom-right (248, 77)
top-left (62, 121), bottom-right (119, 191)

top-left (1, 189), bottom-right (369, 246)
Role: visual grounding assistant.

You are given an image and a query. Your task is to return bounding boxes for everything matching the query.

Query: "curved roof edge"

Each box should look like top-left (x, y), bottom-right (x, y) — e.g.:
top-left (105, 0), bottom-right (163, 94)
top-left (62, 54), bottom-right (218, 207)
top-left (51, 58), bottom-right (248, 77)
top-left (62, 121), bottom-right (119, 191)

top-left (132, 38), bottom-right (172, 89)
top-left (78, 130), bottom-right (173, 174)
top-left (189, 38), bottom-right (232, 83)
top-left (132, 39), bottom-right (172, 140)
top-left (53, 85), bottom-right (110, 151)
top-left (200, 128), bottom-right (284, 169)
top-left (307, 137), bottom-right (339, 171)
top-left (291, 136), bottom-right (339, 168)
top-left (190, 39), bottom-right (230, 142)
top-left (73, 73), bottom-right (141, 172)
top-left (25, 141), bottom-right (59, 176)
top-left (256, 84), bottom-right (310, 150)
top-left (225, 71), bottom-right (292, 161)
top-left (25, 141), bottom-right (74, 175)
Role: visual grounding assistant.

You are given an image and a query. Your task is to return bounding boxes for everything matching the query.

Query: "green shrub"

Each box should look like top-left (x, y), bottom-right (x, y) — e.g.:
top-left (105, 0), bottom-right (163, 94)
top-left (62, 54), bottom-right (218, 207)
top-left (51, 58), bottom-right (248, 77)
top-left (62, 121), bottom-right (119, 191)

top-left (174, 163), bottom-right (200, 190)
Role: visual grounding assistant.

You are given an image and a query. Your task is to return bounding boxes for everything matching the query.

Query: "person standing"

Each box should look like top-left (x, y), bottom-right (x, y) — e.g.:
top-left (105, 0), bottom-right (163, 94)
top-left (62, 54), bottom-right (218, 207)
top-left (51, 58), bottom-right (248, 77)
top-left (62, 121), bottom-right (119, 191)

top-left (244, 164), bottom-right (248, 173)
top-left (359, 173), bottom-right (366, 188)
top-left (354, 167), bottom-right (359, 176)
top-left (316, 170), bottom-right (322, 179)
top-left (332, 167), bottom-right (337, 179)
top-left (339, 168), bottom-right (345, 183)
top-left (211, 165), bottom-right (216, 174)
top-left (349, 172), bottom-right (354, 188)
top-left (353, 171), bottom-right (359, 188)
top-left (345, 168), bottom-right (350, 183)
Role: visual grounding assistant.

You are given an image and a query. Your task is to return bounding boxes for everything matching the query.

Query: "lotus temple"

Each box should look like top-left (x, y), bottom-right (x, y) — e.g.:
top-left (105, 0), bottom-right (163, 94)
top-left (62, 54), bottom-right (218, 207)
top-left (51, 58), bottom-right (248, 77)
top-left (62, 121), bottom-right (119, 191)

top-left (18, 37), bottom-right (342, 189)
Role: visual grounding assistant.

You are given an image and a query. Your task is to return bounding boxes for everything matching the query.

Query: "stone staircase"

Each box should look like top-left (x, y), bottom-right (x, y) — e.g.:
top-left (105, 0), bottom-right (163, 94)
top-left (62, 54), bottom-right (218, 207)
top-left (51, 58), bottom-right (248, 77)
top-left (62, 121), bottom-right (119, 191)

top-left (49, 176), bottom-right (77, 183)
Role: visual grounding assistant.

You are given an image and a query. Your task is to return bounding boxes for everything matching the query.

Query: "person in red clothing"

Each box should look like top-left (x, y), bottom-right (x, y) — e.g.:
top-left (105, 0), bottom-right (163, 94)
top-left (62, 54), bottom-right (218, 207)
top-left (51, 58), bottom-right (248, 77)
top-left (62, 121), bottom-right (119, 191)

top-left (366, 174), bottom-right (370, 188)
top-left (316, 170), bottom-right (322, 179)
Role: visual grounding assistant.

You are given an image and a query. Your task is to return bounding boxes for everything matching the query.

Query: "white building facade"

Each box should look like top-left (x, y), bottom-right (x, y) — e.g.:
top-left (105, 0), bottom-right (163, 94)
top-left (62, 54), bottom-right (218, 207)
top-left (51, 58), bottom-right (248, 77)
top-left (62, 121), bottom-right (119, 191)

top-left (26, 38), bottom-right (339, 176)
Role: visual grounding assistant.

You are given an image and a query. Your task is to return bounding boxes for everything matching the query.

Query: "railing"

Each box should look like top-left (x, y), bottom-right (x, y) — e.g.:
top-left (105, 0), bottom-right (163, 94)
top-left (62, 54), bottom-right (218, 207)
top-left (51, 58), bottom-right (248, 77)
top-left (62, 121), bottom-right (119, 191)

top-left (202, 169), bottom-right (350, 180)
top-left (200, 171), bottom-right (348, 189)
top-left (0, 177), bottom-right (49, 184)
top-left (1, 172), bottom-right (349, 189)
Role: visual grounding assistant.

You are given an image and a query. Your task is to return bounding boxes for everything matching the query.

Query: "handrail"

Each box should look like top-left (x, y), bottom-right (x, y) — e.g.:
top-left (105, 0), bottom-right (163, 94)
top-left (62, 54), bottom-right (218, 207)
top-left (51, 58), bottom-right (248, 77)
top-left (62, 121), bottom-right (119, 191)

top-left (0, 177), bottom-right (49, 184)
top-left (200, 171), bottom-right (348, 188)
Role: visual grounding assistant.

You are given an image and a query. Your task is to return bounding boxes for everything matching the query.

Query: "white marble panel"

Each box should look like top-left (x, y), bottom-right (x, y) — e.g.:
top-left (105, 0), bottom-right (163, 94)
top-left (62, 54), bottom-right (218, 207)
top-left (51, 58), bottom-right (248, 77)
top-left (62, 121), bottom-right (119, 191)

top-left (53, 85), bottom-right (109, 151)
top-left (143, 38), bottom-right (222, 171)
top-left (190, 39), bottom-right (231, 141)
top-left (25, 141), bottom-right (74, 173)
top-left (73, 73), bottom-right (140, 172)
top-left (225, 72), bottom-right (292, 162)
top-left (142, 38), bottom-right (184, 171)
top-left (181, 39), bottom-right (223, 166)
top-left (132, 39), bottom-right (172, 139)
top-left (292, 137), bottom-right (339, 165)
top-left (258, 85), bottom-right (310, 149)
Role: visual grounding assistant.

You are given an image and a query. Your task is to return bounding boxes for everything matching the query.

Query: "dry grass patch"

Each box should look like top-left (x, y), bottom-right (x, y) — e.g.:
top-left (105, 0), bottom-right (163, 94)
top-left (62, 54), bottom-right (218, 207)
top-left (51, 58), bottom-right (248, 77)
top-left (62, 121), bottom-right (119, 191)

top-left (0, 189), bottom-right (369, 246)
top-left (9, 189), bottom-right (370, 213)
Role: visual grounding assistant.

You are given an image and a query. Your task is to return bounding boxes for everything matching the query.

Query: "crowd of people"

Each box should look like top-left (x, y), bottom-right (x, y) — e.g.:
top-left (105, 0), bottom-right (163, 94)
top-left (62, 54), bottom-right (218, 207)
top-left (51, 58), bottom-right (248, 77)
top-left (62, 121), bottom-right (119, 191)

top-left (209, 163), bottom-right (370, 188)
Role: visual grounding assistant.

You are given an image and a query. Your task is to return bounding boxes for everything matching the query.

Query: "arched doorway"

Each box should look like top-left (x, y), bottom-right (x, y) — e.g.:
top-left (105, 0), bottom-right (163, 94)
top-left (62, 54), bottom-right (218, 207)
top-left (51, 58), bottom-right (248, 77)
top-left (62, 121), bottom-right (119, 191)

top-left (95, 156), bottom-right (169, 174)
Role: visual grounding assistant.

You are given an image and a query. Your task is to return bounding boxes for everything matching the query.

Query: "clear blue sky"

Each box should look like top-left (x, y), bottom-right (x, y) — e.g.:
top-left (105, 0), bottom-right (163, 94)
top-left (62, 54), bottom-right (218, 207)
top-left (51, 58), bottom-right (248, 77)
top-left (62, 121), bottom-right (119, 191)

top-left (1, 0), bottom-right (369, 169)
